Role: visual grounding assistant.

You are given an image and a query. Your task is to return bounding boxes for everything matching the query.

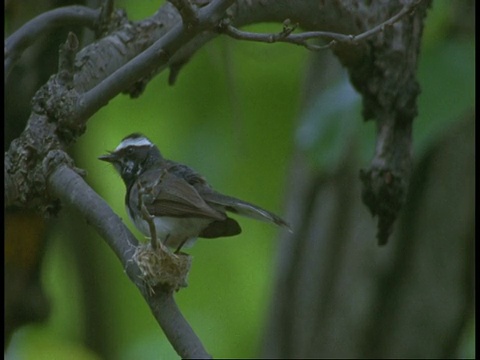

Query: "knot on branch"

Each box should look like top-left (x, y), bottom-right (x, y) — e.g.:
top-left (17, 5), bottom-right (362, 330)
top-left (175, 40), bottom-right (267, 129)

top-left (31, 32), bottom-right (86, 145)
top-left (6, 132), bottom-right (59, 210)
top-left (32, 83), bottom-right (84, 144)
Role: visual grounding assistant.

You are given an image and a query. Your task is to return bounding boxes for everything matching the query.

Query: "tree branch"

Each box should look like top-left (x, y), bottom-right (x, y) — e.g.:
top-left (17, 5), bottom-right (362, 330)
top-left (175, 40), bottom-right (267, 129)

top-left (4, 0), bottom-right (236, 210)
top-left (4, 5), bottom-right (101, 79)
top-left (4, 1), bottom-right (433, 355)
top-left (47, 163), bottom-right (211, 359)
top-left (219, 0), bottom-right (423, 51)
top-left (74, 0), bottom-right (236, 127)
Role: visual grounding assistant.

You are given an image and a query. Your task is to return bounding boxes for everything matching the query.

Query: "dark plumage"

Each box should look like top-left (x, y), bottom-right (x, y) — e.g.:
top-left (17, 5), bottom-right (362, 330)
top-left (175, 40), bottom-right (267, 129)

top-left (99, 133), bottom-right (290, 251)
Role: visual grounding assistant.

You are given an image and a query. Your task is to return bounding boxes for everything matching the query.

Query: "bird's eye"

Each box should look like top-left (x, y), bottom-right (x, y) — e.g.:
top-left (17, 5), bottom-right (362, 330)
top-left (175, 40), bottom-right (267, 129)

top-left (126, 147), bottom-right (134, 155)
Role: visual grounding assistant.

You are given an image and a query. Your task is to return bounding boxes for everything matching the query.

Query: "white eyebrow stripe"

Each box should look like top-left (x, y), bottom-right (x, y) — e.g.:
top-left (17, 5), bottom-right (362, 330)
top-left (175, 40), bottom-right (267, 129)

top-left (115, 137), bottom-right (152, 151)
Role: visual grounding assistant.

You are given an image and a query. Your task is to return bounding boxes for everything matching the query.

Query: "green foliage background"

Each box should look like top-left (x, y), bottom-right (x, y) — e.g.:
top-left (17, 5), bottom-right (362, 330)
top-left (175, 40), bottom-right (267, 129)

top-left (6, 0), bottom-right (474, 359)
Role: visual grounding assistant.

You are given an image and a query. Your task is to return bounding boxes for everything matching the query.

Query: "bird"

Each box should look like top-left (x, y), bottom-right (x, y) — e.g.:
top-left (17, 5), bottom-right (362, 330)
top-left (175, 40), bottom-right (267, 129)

top-left (99, 133), bottom-right (291, 252)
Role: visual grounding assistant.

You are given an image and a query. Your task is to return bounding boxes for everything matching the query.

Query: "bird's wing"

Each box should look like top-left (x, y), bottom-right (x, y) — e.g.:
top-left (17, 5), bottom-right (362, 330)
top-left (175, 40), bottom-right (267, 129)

top-left (132, 169), bottom-right (225, 220)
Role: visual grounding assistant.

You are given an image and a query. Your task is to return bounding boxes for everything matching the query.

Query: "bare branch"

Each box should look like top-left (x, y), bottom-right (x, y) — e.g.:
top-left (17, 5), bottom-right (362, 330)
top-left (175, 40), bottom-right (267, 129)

top-left (47, 163), bottom-right (211, 359)
top-left (219, 21), bottom-right (336, 50)
top-left (4, 0), bottom-right (236, 210)
top-left (74, 0), bottom-right (236, 125)
top-left (219, 0), bottom-right (424, 51)
top-left (4, 5), bottom-right (101, 80)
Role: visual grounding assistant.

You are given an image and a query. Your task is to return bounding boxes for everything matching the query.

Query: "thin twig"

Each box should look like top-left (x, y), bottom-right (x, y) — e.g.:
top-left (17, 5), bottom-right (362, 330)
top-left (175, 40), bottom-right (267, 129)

top-left (219, 0), bottom-right (424, 51)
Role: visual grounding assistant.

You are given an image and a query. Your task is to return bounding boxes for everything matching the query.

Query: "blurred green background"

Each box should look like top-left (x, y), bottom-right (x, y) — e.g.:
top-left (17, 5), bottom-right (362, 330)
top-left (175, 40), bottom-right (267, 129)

top-left (5, 0), bottom-right (474, 358)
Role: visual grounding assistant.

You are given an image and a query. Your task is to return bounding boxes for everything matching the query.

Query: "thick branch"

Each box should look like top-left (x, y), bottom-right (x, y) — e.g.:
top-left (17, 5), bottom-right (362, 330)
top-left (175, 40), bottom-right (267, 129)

top-left (47, 164), bottom-right (211, 359)
top-left (74, 0), bottom-right (236, 126)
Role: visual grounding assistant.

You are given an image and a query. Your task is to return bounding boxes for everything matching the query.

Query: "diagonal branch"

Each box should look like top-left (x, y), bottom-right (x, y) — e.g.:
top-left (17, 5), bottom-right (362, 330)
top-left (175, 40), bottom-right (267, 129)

top-left (47, 163), bottom-right (212, 359)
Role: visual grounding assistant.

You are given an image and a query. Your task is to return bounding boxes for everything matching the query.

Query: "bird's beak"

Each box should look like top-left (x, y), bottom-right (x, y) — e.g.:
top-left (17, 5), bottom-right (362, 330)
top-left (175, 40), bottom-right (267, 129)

top-left (98, 152), bottom-right (117, 163)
